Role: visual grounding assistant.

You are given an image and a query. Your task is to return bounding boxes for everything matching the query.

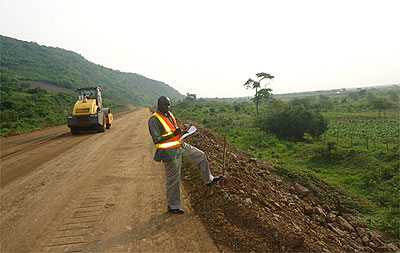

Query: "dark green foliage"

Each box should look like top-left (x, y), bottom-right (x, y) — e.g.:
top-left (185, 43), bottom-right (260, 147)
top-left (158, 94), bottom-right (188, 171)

top-left (0, 78), bottom-right (76, 135)
top-left (256, 103), bottom-right (328, 141)
top-left (0, 35), bottom-right (184, 106)
top-left (369, 97), bottom-right (394, 117)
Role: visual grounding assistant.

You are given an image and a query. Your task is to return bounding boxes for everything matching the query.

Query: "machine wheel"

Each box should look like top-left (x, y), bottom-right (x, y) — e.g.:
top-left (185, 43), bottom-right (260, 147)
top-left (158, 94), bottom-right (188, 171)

top-left (71, 127), bottom-right (81, 135)
top-left (97, 116), bottom-right (106, 132)
top-left (106, 124), bottom-right (111, 129)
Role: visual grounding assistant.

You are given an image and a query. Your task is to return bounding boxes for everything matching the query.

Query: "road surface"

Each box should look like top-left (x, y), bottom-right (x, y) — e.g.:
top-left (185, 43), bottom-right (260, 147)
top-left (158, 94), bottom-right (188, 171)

top-left (0, 108), bottom-right (217, 252)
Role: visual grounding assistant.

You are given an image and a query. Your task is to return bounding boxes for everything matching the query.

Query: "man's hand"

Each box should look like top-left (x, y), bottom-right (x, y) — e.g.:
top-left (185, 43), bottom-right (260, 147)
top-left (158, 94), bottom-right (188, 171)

top-left (173, 128), bottom-right (182, 136)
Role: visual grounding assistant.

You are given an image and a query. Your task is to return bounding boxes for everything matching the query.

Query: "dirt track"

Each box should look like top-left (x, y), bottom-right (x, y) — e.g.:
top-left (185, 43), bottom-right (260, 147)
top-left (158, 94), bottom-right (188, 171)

top-left (0, 108), bottom-right (218, 252)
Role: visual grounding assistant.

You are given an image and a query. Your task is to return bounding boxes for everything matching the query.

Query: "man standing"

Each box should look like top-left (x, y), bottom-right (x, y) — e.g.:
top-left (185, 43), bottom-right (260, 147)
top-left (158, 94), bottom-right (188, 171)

top-left (148, 96), bottom-right (223, 214)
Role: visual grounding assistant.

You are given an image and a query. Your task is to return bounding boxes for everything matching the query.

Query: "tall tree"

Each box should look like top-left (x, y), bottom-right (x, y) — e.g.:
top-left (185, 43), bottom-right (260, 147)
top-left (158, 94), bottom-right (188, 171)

top-left (244, 72), bottom-right (274, 117)
top-left (370, 98), bottom-right (393, 117)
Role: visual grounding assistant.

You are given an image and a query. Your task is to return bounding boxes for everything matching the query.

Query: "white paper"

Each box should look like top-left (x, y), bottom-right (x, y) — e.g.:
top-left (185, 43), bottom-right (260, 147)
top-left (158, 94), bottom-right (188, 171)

top-left (179, 126), bottom-right (197, 141)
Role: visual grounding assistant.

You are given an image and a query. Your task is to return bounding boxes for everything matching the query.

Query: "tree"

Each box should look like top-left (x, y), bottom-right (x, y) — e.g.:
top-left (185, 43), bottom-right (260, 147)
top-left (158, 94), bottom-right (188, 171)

top-left (367, 93), bottom-right (376, 104)
top-left (185, 93), bottom-right (197, 101)
top-left (348, 92), bottom-right (359, 101)
top-left (359, 89), bottom-right (367, 96)
top-left (244, 72), bottom-right (274, 117)
top-left (389, 92), bottom-right (399, 102)
top-left (317, 100), bottom-right (334, 111)
top-left (319, 94), bottom-right (330, 101)
top-left (370, 98), bottom-right (393, 117)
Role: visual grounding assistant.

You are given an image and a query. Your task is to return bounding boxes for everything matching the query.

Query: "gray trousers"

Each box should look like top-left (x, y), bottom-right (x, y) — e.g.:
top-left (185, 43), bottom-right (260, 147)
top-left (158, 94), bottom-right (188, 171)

top-left (163, 143), bottom-right (214, 209)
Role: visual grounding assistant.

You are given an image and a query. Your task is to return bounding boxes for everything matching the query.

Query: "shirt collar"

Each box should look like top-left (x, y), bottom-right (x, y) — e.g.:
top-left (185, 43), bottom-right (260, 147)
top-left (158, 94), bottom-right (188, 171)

top-left (157, 109), bottom-right (169, 117)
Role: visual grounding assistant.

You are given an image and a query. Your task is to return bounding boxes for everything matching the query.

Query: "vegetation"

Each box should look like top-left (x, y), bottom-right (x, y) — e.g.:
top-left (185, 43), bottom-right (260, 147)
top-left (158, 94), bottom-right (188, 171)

top-left (256, 100), bottom-right (328, 141)
top-left (173, 85), bottom-right (400, 239)
top-left (0, 35), bottom-right (184, 135)
top-left (243, 72), bottom-right (274, 117)
top-left (1, 35), bottom-right (183, 106)
top-left (0, 77), bottom-right (75, 135)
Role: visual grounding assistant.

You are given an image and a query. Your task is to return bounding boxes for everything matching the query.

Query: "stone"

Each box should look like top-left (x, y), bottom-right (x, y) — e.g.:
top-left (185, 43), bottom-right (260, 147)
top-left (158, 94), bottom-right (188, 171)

top-left (249, 146), bottom-right (255, 150)
top-left (362, 235), bottom-right (370, 245)
top-left (223, 192), bottom-right (231, 200)
top-left (348, 241), bottom-right (359, 250)
top-left (303, 204), bottom-right (313, 215)
top-left (273, 202), bottom-right (282, 209)
top-left (322, 203), bottom-right (331, 212)
top-left (368, 231), bottom-right (382, 241)
top-left (293, 223), bottom-right (302, 232)
top-left (387, 243), bottom-right (399, 252)
top-left (326, 213), bottom-right (336, 223)
top-left (314, 206), bottom-right (327, 217)
top-left (327, 224), bottom-right (345, 237)
top-left (344, 214), bottom-right (364, 228)
top-left (356, 227), bottom-right (366, 237)
top-left (371, 237), bottom-right (384, 246)
top-left (312, 214), bottom-right (326, 224)
top-left (294, 182), bottom-right (310, 197)
top-left (245, 198), bottom-right (252, 205)
top-left (336, 216), bottom-right (355, 232)
top-left (349, 219), bottom-right (364, 228)
top-left (249, 157), bottom-right (257, 163)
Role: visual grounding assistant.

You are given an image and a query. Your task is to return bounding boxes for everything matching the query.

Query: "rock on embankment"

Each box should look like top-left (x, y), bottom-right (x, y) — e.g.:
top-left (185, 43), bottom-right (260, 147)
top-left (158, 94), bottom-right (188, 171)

top-left (179, 119), bottom-right (399, 252)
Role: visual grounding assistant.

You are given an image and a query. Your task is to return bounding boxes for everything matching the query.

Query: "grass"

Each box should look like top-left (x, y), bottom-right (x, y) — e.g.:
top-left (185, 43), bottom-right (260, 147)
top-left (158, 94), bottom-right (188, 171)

top-left (173, 98), bottom-right (399, 239)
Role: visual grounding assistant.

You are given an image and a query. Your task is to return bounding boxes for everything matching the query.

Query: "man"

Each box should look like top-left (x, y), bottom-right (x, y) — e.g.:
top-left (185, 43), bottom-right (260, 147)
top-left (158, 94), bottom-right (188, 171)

top-left (148, 96), bottom-right (223, 214)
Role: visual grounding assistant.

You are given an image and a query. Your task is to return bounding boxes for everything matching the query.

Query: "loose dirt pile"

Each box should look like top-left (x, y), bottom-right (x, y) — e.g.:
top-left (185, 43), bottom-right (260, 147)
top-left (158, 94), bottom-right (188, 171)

top-left (179, 119), bottom-right (399, 252)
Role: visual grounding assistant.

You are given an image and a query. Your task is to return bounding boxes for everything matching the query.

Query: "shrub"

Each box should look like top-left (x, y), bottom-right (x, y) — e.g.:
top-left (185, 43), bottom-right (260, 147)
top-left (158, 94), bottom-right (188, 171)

top-left (256, 104), bottom-right (328, 141)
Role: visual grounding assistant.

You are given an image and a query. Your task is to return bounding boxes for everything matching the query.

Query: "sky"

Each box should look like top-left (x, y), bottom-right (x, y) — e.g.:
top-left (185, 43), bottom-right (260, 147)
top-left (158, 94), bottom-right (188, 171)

top-left (1, 0), bottom-right (399, 98)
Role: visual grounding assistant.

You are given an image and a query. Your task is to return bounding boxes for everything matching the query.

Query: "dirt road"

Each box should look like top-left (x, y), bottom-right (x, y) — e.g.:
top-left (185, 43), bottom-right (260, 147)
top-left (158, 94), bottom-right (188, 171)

top-left (0, 108), bottom-right (218, 252)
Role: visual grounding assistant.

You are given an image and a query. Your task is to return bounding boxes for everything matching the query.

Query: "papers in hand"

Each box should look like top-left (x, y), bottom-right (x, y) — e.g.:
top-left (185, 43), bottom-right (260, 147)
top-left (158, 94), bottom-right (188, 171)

top-left (179, 126), bottom-right (197, 141)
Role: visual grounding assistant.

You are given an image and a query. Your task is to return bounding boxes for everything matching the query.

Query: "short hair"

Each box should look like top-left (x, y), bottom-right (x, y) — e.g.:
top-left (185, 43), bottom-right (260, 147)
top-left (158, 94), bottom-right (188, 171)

top-left (158, 96), bottom-right (170, 106)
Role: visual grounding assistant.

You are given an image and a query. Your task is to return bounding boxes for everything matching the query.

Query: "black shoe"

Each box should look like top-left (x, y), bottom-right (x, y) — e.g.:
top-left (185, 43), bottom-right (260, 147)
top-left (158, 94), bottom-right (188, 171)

top-left (207, 175), bottom-right (223, 186)
top-left (168, 206), bottom-right (185, 214)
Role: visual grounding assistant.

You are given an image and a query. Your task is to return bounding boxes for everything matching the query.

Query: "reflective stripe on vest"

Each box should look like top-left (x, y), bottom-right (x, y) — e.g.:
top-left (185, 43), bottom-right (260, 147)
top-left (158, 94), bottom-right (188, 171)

top-left (152, 112), bottom-right (182, 149)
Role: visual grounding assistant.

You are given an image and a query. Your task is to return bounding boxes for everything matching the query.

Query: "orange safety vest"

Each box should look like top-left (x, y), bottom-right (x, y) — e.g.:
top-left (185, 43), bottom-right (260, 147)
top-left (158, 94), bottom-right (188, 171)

top-left (151, 112), bottom-right (182, 149)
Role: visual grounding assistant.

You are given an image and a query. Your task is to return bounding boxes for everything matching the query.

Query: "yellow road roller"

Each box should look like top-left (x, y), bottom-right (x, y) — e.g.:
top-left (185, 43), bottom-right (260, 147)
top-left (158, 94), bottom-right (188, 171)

top-left (67, 87), bottom-right (113, 134)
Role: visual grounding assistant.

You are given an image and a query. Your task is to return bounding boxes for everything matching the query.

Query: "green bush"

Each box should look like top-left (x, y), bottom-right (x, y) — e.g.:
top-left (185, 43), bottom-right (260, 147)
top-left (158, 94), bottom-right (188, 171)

top-left (256, 104), bottom-right (328, 141)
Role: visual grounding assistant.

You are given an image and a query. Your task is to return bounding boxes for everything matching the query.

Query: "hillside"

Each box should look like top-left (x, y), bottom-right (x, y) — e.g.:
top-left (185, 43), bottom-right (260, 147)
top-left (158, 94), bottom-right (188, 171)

top-left (0, 35), bottom-right (184, 106)
top-left (0, 35), bottom-right (184, 135)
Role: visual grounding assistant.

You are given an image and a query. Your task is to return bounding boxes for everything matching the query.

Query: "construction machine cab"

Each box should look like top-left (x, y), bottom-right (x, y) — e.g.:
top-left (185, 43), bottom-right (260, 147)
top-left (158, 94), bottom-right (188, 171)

top-left (77, 87), bottom-right (103, 110)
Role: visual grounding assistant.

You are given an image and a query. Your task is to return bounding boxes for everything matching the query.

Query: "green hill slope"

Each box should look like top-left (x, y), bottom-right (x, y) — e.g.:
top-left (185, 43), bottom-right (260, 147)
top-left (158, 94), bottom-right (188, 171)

top-left (0, 35), bottom-right (184, 135)
top-left (0, 35), bottom-right (184, 106)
